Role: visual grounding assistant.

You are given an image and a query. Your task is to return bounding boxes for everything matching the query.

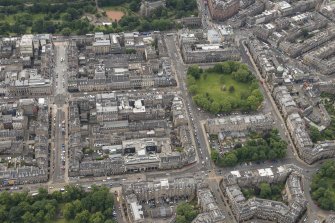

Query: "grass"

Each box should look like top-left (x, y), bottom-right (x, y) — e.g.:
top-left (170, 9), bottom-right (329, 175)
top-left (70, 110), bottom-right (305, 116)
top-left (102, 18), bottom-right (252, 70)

top-left (194, 73), bottom-right (250, 103)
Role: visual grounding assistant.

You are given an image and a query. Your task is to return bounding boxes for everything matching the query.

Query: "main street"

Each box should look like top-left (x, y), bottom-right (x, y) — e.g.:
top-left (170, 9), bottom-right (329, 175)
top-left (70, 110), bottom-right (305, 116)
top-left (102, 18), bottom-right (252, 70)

top-left (165, 34), bottom-right (213, 170)
top-left (50, 41), bottom-right (69, 184)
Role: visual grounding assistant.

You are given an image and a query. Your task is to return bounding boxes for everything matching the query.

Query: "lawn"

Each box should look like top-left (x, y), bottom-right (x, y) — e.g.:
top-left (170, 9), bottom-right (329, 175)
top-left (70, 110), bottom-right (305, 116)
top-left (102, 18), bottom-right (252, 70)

top-left (194, 72), bottom-right (250, 103)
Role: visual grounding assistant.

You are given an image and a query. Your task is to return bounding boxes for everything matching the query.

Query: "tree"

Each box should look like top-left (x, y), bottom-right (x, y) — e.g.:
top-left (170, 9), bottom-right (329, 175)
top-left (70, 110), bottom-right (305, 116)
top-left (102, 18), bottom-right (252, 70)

top-left (251, 89), bottom-right (263, 101)
top-left (210, 102), bottom-right (221, 114)
top-left (61, 28), bottom-right (72, 36)
top-left (188, 85), bottom-right (198, 95)
top-left (247, 95), bottom-right (259, 110)
top-left (187, 75), bottom-right (196, 86)
top-left (176, 215), bottom-right (187, 223)
top-left (8, 206), bottom-right (23, 223)
top-left (220, 98), bottom-right (232, 113)
top-left (259, 182), bottom-right (272, 199)
top-left (187, 65), bottom-right (201, 80)
top-left (90, 212), bottom-right (105, 223)
top-left (129, 0), bottom-right (141, 12)
top-left (233, 68), bottom-right (252, 83)
top-left (221, 62), bottom-right (231, 74)
top-left (63, 203), bottom-right (76, 220)
top-left (229, 85), bottom-right (235, 93)
top-left (22, 212), bottom-right (35, 223)
top-left (211, 149), bottom-right (219, 162)
top-left (75, 210), bottom-right (90, 223)
top-left (311, 160), bottom-right (335, 211)
top-left (193, 94), bottom-right (211, 111)
top-left (176, 202), bottom-right (198, 222)
top-left (310, 126), bottom-right (321, 143)
top-left (222, 153), bottom-right (238, 166)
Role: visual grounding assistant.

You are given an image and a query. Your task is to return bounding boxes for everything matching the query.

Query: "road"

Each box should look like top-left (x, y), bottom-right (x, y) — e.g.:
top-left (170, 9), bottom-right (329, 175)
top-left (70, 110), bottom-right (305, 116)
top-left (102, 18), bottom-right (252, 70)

top-left (165, 34), bottom-right (213, 170)
top-left (50, 42), bottom-right (69, 184)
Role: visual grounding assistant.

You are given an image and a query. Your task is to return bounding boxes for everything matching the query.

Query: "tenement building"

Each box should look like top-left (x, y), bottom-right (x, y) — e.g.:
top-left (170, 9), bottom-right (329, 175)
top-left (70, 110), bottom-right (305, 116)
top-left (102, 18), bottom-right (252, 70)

top-left (223, 165), bottom-right (307, 223)
top-left (208, 0), bottom-right (240, 21)
top-left (205, 113), bottom-right (273, 135)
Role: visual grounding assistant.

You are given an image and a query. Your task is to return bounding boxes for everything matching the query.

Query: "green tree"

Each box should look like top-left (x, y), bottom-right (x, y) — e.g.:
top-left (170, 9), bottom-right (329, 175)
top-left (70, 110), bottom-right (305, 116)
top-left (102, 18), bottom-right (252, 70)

top-left (193, 94), bottom-right (211, 111)
top-left (259, 182), bottom-right (272, 199)
top-left (229, 85), bottom-right (235, 93)
top-left (222, 153), bottom-right (238, 166)
top-left (189, 85), bottom-right (198, 95)
top-left (90, 212), bottom-right (105, 223)
top-left (309, 126), bottom-right (321, 143)
top-left (176, 215), bottom-right (187, 223)
top-left (63, 203), bottom-right (76, 220)
top-left (247, 95), bottom-right (259, 110)
top-left (75, 210), bottom-right (90, 223)
top-left (61, 28), bottom-right (72, 36)
top-left (210, 102), bottom-right (221, 114)
top-left (187, 65), bottom-right (201, 80)
top-left (211, 149), bottom-right (219, 162)
top-left (129, 0), bottom-right (141, 12)
top-left (176, 202), bottom-right (198, 222)
top-left (22, 211), bottom-right (35, 223)
top-left (220, 98), bottom-right (232, 113)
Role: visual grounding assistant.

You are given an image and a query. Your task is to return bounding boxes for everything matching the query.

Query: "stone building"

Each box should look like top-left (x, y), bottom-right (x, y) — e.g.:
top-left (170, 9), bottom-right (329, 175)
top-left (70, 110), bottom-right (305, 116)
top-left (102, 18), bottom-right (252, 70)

top-left (208, 0), bottom-right (240, 21)
top-left (223, 165), bottom-right (307, 223)
top-left (205, 114), bottom-right (273, 135)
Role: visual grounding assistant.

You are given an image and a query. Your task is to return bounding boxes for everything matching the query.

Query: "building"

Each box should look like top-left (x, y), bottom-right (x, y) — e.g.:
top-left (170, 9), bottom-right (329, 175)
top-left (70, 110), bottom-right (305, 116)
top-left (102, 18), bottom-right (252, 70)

top-left (122, 177), bottom-right (198, 203)
top-left (92, 32), bottom-right (111, 55)
top-left (125, 194), bottom-right (145, 223)
top-left (140, 0), bottom-right (166, 17)
top-left (194, 189), bottom-right (227, 223)
top-left (273, 86), bottom-right (299, 118)
top-left (208, 0), bottom-right (240, 21)
top-left (182, 17), bottom-right (202, 28)
top-left (223, 165), bottom-right (307, 223)
top-left (19, 35), bottom-right (34, 57)
top-left (205, 114), bottom-right (273, 135)
top-left (286, 112), bottom-right (335, 164)
top-left (181, 43), bottom-right (240, 64)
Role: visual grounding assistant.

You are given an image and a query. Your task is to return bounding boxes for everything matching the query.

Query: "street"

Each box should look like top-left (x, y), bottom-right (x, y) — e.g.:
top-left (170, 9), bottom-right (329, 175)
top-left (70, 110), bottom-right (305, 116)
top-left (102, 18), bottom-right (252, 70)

top-left (50, 42), bottom-right (69, 184)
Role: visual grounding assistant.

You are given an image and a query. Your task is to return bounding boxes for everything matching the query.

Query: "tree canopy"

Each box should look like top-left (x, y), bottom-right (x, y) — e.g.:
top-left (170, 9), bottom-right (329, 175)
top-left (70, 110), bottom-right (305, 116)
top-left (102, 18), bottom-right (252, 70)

top-left (311, 160), bottom-right (335, 211)
top-left (176, 202), bottom-right (198, 223)
top-left (0, 185), bottom-right (115, 223)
